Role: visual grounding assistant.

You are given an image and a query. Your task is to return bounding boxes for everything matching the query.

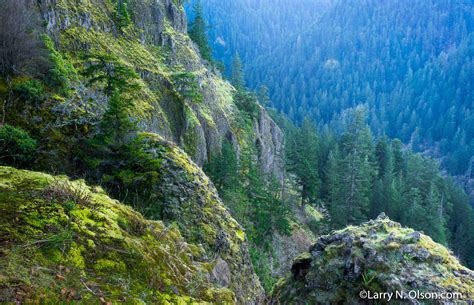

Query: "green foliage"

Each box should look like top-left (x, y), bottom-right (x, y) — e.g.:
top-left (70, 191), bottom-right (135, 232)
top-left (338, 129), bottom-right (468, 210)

top-left (319, 106), bottom-right (375, 227)
top-left (113, 0), bottom-right (132, 31)
top-left (234, 90), bottom-right (259, 118)
top-left (249, 247), bottom-right (278, 292)
top-left (42, 35), bottom-right (76, 94)
top-left (205, 141), bottom-right (291, 290)
top-left (228, 55), bottom-right (260, 117)
top-left (80, 52), bottom-right (139, 153)
top-left (286, 118), bottom-right (320, 207)
top-left (207, 143), bottom-right (291, 247)
top-left (257, 85), bottom-right (270, 106)
top-left (205, 139), bottom-right (239, 190)
top-left (80, 52), bottom-right (140, 95)
top-left (361, 270), bottom-right (377, 290)
top-left (188, 0), bottom-right (213, 62)
top-left (100, 91), bottom-right (138, 146)
top-left (197, 0), bottom-right (473, 175)
top-left (12, 78), bottom-right (45, 103)
top-left (0, 166), bottom-right (236, 304)
top-left (171, 71), bottom-right (203, 103)
top-left (278, 103), bottom-right (474, 268)
top-left (0, 124), bottom-right (37, 167)
top-left (230, 53), bottom-right (244, 90)
top-left (44, 228), bottom-right (74, 251)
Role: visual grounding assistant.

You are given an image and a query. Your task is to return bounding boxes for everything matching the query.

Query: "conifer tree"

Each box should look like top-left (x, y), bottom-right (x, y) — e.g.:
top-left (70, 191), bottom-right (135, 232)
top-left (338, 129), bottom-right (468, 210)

top-left (80, 52), bottom-right (140, 182)
top-left (257, 85), bottom-right (270, 106)
top-left (326, 146), bottom-right (346, 227)
top-left (338, 106), bottom-right (374, 225)
top-left (188, 0), bottom-right (213, 62)
top-left (231, 53), bottom-right (245, 90)
top-left (287, 118), bottom-right (320, 208)
top-left (424, 183), bottom-right (447, 244)
top-left (206, 139), bottom-right (239, 191)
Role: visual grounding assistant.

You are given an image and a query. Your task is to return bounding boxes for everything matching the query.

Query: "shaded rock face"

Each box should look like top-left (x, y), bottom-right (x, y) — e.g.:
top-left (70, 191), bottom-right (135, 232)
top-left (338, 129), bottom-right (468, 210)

top-left (34, 0), bottom-right (285, 178)
top-left (254, 108), bottom-right (285, 180)
top-left (270, 205), bottom-right (322, 279)
top-left (11, 0), bottom-right (278, 302)
top-left (130, 0), bottom-right (187, 45)
top-left (271, 214), bottom-right (474, 304)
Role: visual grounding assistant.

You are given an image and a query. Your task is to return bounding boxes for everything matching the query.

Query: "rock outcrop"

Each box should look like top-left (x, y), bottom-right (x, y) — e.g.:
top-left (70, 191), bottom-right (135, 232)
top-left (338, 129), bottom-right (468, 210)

top-left (33, 0), bottom-right (284, 177)
top-left (128, 133), bottom-right (264, 303)
top-left (0, 132), bottom-right (265, 304)
top-left (0, 166), bottom-right (235, 304)
top-left (271, 214), bottom-right (474, 304)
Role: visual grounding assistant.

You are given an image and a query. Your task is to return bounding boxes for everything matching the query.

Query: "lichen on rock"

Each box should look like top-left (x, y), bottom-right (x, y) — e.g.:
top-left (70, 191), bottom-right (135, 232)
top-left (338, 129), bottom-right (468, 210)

top-left (32, 0), bottom-right (286, 176)
top-left (270, 213), bottom-right (474, 304)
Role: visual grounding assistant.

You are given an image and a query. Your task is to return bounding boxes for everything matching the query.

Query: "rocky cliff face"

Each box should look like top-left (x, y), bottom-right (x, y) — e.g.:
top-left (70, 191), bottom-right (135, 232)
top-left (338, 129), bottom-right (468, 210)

top-left (270, 214), bottom-right (474, 304)
top-left (34, 0), bottom-right (284, 177)
top-left (2, 0), bottom-right (289, 302)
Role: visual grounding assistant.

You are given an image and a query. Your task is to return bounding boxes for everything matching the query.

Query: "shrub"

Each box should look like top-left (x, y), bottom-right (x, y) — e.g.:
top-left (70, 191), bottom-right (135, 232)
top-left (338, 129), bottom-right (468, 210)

top-left (0, 124), bottom-right (37, 167)
top-left (43, 35), bottom-right (76, 94)
top-left (171, 72), bottom-right (203, 103)
top-left (12, 78), bottom-right (45, 103)
top-left (113, 0), bottom-right (132, 31)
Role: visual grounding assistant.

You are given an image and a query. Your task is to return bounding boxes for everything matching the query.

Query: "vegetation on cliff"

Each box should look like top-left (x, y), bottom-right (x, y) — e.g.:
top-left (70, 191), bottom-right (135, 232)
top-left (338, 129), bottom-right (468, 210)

top-left (193, 0), bottom-right (473, 175)
top-left (274, 105), bottom-right (474, 269)
top-left (0, 0), bottom-right (267, 302)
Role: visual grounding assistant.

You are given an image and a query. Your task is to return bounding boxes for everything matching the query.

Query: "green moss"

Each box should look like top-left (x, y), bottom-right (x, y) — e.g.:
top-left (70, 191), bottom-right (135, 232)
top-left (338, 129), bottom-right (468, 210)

top-left (183, 104), bottom-right (202, 158)
top-left (235, 229), bottom-right (246, 242)
top-left (43, 35), bottom-right (77, 94)
top-left (272, 215), bottom-right (474, 304)
top-left (0, 166), bottom-right (236, 304)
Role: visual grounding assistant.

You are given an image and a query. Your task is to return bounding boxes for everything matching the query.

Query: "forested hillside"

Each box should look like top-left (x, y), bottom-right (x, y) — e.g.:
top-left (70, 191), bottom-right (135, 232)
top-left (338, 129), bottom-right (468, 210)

top-left (187, 0), bottom-right (332, 70)
top-left (187, 0), bottom-right (474, 273)
top-left (191, 0), bottom-right (473, 176)
top-left (0, 0), bottom-right (473, 303)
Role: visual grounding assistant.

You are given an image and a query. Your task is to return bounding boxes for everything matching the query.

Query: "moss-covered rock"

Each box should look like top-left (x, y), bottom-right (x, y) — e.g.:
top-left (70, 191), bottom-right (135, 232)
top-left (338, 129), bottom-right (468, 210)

top-left (270, 213), bottom-right (474, 304)
top-left (111, 133), bottom-right (264, 303)
top-left (0, 166), bottom-right (235, 304)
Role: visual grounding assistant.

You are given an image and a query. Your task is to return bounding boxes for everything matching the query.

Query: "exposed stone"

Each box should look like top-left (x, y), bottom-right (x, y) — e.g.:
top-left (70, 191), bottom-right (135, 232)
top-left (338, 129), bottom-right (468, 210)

top-left (408, 231), bottom-right (421, 242)
top-left (212, 258), bottom-right (231, 287)
top-left (36, 0), bottom-right (285, 178)
top-left (271, 217), bottom-right (474, 304)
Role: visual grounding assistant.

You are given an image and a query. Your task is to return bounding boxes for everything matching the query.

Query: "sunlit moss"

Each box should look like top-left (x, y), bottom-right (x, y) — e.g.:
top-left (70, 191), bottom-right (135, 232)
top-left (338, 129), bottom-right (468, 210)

top-left (0, 166), bottom-right (236, 303)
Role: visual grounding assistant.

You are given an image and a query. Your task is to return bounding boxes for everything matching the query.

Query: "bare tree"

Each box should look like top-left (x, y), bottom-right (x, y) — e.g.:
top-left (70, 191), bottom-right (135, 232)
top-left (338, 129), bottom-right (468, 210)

top-left (0, 0), bottom-right (47, 76)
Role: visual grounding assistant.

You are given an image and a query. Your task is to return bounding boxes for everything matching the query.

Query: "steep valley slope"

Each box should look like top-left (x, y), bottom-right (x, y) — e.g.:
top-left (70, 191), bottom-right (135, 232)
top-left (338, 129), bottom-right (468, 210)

top-left (0, 0), bottom-right (473, 304)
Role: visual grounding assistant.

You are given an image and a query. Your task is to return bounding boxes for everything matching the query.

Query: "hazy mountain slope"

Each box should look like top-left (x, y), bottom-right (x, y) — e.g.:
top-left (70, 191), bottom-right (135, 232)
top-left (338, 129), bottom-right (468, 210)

top-left (187, 0), bottom-right (333, 72)
top-left (195, 0), bottom-right (473, 176)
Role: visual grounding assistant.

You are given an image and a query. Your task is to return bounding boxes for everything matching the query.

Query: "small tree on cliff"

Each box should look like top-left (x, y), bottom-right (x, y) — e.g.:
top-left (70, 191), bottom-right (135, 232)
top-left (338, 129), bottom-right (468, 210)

top-left (189, 0), bottom-right (213, 63)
